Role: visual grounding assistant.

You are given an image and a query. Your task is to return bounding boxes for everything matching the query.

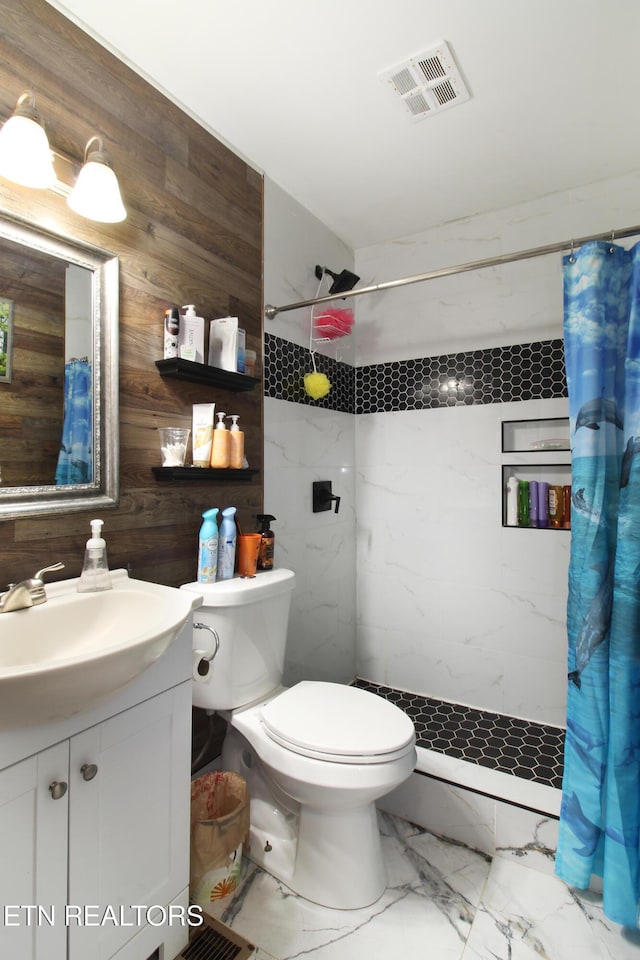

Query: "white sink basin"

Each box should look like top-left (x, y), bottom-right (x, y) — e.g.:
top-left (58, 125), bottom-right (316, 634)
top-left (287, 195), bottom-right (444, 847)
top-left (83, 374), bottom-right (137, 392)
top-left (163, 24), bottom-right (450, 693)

top-left (0, 569), bottom-right (202, 727)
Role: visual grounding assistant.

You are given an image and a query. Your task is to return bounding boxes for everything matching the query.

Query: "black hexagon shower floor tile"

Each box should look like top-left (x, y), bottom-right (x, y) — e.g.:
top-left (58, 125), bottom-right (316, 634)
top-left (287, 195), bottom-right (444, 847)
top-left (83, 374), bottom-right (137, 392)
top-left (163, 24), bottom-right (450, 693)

top-left (354, 678), bottom-right (564, 789)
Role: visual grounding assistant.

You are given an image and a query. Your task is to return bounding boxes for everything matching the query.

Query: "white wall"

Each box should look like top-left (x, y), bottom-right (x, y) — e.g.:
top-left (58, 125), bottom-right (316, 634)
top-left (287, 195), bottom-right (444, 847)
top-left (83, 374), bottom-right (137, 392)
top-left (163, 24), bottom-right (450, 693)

top-left (355, 171), bottom-right (640, 365)
top-left (263, 179), bottom-right (357, 685)
top-left (354, 171), bottom-right (640, 726)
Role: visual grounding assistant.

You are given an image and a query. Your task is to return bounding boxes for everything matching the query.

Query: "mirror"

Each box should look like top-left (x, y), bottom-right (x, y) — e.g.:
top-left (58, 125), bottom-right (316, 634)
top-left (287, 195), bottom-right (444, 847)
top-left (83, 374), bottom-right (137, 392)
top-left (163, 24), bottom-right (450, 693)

top-left (0, 212), bottom-right (119, 519)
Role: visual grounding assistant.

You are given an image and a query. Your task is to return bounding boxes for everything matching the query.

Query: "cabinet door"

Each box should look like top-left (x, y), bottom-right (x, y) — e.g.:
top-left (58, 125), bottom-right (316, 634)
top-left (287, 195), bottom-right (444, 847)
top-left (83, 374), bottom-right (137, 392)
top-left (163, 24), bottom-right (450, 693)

top-left (68, 682), bottom-right (191, 960)
top-left (0, 741), bottom-right (69, 960)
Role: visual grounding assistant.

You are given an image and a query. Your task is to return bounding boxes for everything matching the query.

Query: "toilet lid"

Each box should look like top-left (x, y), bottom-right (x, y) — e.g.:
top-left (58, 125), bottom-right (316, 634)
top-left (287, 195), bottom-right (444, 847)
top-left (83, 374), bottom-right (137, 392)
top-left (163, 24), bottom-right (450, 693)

top-left (260, 681), bottom-right (415, 762)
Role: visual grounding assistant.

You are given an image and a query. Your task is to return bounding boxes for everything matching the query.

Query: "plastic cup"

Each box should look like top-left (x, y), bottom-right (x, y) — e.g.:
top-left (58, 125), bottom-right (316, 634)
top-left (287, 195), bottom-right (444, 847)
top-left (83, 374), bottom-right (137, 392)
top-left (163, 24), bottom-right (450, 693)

top-left (236, 534), bottom-right (262, 578)
top-left (158, 427), bottom-right (190, 466)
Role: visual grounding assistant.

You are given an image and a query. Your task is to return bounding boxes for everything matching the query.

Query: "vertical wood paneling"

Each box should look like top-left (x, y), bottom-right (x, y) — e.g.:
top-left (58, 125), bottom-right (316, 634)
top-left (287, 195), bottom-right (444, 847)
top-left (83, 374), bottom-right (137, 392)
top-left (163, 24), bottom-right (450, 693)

top-left (0, 0), bottom-right (264, 587)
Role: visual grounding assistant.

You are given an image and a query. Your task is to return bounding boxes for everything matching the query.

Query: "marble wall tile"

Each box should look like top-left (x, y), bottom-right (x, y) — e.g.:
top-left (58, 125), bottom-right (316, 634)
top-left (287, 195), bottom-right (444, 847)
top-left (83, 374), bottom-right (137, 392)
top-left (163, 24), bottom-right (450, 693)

top-left (355, 397), bottom-right (570, 721)
top-left (264, 397), bottom-right (356, 685)
top-left (379, 772), bottom-right (496, 857)
top-left (263, 177), bottom-right (356, 363)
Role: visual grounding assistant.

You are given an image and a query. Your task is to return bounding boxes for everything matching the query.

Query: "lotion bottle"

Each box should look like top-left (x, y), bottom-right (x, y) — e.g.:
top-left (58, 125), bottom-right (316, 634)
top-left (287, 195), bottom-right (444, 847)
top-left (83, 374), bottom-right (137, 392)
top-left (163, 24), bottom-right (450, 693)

top-left (197, 508), bottom-right (219, 583)
top-left (217, 506), bottom-right (237, 580)
top-left (210, 412), bottom-right (230, 468)
top-left (78, 518), bottom-right (112, 592)
top-left (229, 415), bottom-right (244, 469)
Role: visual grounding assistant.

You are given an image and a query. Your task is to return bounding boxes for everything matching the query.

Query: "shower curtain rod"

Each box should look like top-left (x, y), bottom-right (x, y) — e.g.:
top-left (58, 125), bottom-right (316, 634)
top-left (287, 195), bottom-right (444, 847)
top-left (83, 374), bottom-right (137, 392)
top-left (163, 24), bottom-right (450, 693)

top-left (264, 223), bottom-right (640, 319)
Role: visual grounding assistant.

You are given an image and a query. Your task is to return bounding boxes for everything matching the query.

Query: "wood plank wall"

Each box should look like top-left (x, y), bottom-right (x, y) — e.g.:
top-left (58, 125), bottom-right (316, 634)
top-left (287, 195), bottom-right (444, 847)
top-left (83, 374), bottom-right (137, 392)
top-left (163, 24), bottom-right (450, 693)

top-left (1, 241), bottom-right (65, 486)
top-left (0, 0), bottom-right (264, 587)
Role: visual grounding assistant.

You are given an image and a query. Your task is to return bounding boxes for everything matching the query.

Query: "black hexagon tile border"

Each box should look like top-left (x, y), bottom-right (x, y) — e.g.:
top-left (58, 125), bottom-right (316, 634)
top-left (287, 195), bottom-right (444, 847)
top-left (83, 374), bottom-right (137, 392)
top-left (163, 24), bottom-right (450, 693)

top-left (354, 678), bottom-right (565, 790)
top-left (264, 334), bottom-right (567, 414)
top-left (264, 334), bottom-right (354, 413)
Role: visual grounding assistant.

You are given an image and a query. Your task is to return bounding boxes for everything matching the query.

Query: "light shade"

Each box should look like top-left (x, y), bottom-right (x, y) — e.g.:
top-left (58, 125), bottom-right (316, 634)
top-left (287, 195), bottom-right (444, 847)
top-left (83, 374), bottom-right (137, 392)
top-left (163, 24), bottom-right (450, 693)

top-left (67, 136), bottom-right (126, 223)
top-left (0, 92), bottom-right (56, 189)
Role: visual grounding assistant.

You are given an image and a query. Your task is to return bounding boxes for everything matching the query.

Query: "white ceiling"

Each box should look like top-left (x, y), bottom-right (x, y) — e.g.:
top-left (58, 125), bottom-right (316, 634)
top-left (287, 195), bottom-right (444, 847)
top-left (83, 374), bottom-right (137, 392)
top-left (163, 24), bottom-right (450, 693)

top-left (48, 0), bottom-right (640, 250)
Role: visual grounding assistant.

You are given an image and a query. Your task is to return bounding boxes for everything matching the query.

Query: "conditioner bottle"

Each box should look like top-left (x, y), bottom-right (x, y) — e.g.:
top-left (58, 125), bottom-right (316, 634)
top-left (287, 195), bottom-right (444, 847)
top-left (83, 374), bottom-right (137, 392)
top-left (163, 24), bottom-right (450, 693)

top-left (210, 412), bottom-right (230, 468)
top-left (229, 415), bottom-right (244, 469)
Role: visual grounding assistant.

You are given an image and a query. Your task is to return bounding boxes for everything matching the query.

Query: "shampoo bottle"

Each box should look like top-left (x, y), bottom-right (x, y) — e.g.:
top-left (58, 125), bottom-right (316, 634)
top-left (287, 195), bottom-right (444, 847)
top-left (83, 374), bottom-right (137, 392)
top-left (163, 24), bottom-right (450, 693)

top-left (77, 518), bottom-right (112, 593)
top-left (529, 480), bottom-right (539, 527)
top-left (197, 508), bottom-right (219, 583)
top-left (217, 507), bottom-right (237, 580)
top-left (517, 480), bottom-right (530, 527)
top-left (210, 412), bottom-right (230, 468)
top-left (549, 485), bottom-right (564, 528)
top-left (562, 485), bottom-right (572, 529)
top-left (256, 514), bottom-right (276, 570)
top-left (538, 482), bottom-right (549, 528)
top-left (229, 415), bottom-right (244, 469)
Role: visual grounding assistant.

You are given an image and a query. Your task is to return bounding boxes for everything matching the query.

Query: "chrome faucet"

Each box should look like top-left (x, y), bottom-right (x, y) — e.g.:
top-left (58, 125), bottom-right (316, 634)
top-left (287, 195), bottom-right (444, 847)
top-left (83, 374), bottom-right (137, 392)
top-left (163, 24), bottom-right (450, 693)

top-left (0, 562), bottom-right (65, 613)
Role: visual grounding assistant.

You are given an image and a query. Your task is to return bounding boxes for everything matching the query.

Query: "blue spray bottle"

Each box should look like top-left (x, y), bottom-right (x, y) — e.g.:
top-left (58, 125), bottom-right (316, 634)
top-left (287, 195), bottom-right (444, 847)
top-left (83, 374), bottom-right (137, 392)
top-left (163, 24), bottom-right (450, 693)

top-left (217, 506), bottom-right (237, 580)
top-left (197, 508), bottom-right (219, 583)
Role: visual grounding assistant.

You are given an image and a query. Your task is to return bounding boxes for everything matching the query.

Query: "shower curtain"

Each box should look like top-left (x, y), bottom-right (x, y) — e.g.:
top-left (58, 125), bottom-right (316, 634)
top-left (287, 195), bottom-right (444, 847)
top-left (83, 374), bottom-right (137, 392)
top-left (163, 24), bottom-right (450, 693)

top-left (55, 358), bottom-right (92, 484)
top-left (555, 240), bottom-right (640, 927)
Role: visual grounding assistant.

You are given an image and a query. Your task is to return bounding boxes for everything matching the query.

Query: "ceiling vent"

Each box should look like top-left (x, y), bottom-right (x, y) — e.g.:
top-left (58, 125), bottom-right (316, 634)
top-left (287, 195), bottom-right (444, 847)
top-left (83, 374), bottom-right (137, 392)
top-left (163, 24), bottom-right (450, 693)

top-left (378, 41), bottom-right (470, 122)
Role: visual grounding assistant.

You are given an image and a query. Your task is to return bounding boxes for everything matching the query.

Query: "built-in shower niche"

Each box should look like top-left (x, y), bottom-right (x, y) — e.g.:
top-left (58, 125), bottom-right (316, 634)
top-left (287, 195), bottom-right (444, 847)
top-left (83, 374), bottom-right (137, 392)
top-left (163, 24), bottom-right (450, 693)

top-left (501, 417), bottom-right (571, 528)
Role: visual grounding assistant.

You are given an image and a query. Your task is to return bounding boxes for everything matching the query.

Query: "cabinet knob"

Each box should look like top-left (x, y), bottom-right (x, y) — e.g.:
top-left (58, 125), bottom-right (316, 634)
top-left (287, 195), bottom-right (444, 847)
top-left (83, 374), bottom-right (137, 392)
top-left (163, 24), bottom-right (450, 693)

top-left (49, 780), bottom-right (68, 800)
top-left (81, 763), bottom-right (98, 782)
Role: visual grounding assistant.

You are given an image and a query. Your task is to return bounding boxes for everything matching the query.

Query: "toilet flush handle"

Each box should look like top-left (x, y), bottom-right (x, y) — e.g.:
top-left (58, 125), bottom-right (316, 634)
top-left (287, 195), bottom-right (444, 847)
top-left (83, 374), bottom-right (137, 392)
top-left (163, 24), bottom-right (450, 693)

top-left (193, 622), bottom-right (220, 681)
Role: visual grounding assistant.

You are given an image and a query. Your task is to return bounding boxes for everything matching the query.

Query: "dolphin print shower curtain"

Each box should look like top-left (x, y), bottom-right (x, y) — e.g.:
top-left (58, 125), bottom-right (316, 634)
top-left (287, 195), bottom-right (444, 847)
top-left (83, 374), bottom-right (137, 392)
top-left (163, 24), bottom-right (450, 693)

top-left (55, 358), bottom-right (92, 484)
top-left (555, 240), bottom-right (640, 927)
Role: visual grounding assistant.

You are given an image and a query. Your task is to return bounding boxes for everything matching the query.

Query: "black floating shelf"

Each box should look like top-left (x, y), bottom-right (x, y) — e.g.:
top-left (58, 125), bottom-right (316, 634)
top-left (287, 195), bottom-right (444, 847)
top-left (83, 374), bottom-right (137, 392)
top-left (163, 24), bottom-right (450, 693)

top-left (155, 357), bottom-right (259, 391)
top-left (152, 467), bottom-right (259, 482)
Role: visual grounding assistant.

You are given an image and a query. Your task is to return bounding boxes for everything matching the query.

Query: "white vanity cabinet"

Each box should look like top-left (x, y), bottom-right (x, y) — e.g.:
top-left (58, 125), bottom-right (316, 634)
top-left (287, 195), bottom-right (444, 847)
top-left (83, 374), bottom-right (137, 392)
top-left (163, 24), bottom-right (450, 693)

top-left (0, 741), bottom-right (69, 959)
top-left (0, 613), bottom-right (196, 960)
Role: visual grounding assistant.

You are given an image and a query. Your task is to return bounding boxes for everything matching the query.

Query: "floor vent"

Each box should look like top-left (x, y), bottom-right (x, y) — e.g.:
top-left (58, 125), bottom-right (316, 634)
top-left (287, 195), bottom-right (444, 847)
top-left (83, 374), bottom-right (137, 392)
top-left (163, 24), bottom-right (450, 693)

top-left (174, 914), bottom-right (255, 960)
top-left (378, 41), bottom-right (470, 121)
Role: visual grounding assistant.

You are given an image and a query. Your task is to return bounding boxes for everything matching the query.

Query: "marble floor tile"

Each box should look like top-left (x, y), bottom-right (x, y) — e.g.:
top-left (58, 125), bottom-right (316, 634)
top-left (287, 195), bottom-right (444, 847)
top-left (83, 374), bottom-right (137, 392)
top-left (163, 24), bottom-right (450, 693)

top-left (462, 857), bottom-right (640, 960)
top-left (203, 812), bottom-right (638, 960)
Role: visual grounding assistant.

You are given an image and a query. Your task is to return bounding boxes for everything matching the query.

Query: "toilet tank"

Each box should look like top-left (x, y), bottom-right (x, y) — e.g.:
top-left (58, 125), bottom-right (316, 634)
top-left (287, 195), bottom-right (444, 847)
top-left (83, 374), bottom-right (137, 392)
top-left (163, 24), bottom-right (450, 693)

top-left (181, 569), bottom-right (295, 710)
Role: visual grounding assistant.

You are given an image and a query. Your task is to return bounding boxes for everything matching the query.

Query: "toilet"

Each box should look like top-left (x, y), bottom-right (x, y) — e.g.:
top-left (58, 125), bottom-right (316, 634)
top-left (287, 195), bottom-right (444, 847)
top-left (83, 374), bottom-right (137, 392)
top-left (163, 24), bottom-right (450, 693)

top-left (181, 568), bottom-right (416, 910)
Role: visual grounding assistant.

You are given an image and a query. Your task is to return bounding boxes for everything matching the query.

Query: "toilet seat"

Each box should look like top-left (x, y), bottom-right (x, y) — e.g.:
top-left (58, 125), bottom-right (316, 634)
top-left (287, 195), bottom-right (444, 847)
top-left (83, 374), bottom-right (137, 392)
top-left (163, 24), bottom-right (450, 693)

top-left (260, 681), bottom-right (415, 764)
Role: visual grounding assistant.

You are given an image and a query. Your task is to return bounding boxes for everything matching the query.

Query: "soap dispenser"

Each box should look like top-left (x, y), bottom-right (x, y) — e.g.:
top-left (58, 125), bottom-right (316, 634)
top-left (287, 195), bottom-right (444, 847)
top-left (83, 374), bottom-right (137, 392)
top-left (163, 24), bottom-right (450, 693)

top-left (210, 412), bottom-right (230, 468)
top-left (228, 415), bottom-right (244, 469)
top-left (77, 518), bottom-right (112, 593)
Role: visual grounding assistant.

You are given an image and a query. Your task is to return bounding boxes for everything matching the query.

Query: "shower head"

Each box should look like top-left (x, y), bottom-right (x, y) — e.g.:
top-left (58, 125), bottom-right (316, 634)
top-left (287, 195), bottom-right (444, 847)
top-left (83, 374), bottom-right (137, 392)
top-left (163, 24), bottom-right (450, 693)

top-left (315, 264), bottom-right (360, 296)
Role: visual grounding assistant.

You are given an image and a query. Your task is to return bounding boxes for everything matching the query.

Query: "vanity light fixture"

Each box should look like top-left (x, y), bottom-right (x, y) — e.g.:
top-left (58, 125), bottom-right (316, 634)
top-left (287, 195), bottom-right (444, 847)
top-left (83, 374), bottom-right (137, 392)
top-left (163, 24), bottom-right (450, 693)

top-left (0, 91), bottom-right (56, 189)
top-left (67, 136), bottom-right (127, 223)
